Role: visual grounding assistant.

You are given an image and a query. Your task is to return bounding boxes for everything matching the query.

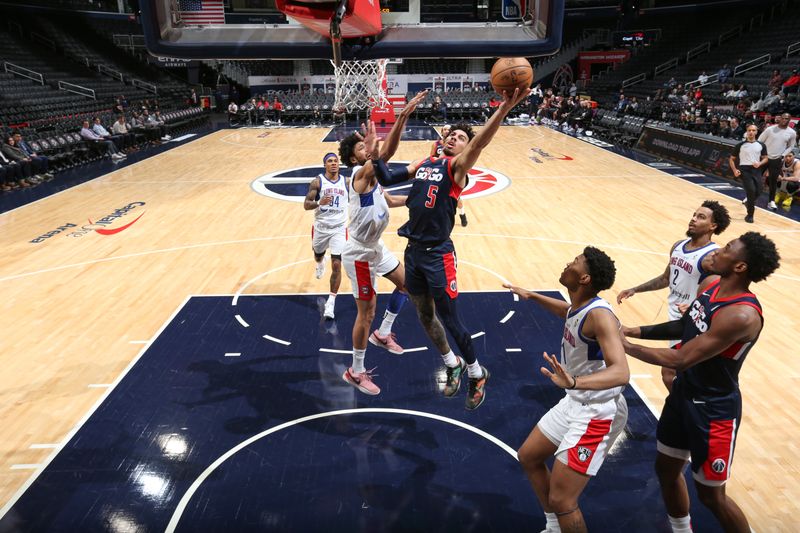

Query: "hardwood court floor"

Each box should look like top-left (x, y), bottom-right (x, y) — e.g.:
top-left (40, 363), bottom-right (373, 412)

top-left (1, 125), bottom-right (798, 530)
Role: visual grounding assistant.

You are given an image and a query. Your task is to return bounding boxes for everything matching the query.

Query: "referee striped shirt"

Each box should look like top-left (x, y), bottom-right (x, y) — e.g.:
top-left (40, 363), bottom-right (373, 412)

top-left (733, 140), bottom-right (767, 167)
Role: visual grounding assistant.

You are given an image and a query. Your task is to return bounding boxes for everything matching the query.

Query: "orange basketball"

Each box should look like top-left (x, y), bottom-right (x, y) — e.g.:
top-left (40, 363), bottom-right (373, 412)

top-left (490, 57), bottom-right (534, 95)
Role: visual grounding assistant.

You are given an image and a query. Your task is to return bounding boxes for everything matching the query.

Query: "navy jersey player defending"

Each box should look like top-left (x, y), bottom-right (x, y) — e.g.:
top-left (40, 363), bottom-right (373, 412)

top-left (505, 247), bottom-right (630, 533)
top-left (622, 232), bottom-right (780, 533)
top-left (617, 201), bottom-right (731, 391)
top-left (374, 87), bottom-right (530, 409)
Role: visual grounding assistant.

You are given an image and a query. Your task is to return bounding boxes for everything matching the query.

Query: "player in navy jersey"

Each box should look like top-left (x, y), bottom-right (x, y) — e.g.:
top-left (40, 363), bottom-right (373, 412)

top-left (429, 126), bottom-right (467, 226)
top-left (372, 87), bottom-right (531, 409)
top-left (621, 232), bottom-right (780, 533)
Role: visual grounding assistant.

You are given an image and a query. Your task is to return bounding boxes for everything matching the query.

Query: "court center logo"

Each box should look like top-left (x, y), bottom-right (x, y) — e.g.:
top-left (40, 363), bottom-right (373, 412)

top-left (251, 163), bottom-right (511, 203)
top-left (29, 202), bottom-right (146, 244)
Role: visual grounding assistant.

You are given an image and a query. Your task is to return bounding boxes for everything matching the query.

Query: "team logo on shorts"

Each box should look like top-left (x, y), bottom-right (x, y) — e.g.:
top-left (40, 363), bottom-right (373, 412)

top-left (449, 279), bottom-right (457, 293)
top-left (577, 446), bottom-right (592, 462)
top-left (251, 164), bottom-right (511, 203)
top-left (711, 458), bottom-right (726, 474)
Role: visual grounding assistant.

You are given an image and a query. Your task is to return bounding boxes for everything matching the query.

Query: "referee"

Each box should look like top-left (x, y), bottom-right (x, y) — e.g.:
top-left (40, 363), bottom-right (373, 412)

top-left (729, 124), bottom-right (768, 223)
top-left (759, 113), bottom-right (798, 210)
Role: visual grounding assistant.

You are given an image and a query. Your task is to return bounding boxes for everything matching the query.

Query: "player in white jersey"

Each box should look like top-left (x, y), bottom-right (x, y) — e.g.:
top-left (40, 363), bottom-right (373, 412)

top-left (617, 200), bottom-right (730, 391)
top-left (337, 91), bottom-right (428, 395)
top-left (504, 247), bottom-right (629, 533)
top-left (304, 153), bottom-right (349, 319)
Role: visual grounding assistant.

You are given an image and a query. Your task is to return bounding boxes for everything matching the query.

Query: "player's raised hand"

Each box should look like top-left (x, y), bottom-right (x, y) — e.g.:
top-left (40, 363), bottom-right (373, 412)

top-left (500, 87), bottom-right (533, 109)
top-left (616, 288), bottom-right (636, 304)
top-left (363, 121), bottom-right (379, 160)
top-left (402, 89), bottom-right (429, 115)
top-left (502, 283), bottom-right (528, 300)
top-left (540, 352), bottom-right (574, 389)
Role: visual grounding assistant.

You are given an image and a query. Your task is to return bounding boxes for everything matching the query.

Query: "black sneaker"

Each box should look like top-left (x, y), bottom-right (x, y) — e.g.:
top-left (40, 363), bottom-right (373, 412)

top-left (459, 213), bottom-right (468, 227)
top-left (465, 367), bottom-right (490, 410)
top-left (744, 215), bottom-right (754, 223)
top-left (443, 356), bottom-right (466, 397)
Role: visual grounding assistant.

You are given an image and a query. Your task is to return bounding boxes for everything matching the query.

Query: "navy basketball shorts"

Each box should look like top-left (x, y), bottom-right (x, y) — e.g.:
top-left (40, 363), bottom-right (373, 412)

top-left (656, 380), bottom-right (742, 486)
top-left (403, 239), bottom-right (459, 300)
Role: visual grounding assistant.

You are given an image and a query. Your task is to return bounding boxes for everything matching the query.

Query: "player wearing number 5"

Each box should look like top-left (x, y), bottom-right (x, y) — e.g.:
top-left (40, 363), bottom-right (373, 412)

top-left (616, 201), bottom-right (730, 391)
top-left (305, 152), bottom-right (349, 320)
top-left (376, 87), bottom-right (531, 409)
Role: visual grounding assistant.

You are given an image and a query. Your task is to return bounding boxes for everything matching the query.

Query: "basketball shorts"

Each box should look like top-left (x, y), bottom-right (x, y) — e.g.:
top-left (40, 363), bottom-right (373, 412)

top-left (312, 223), bottom-right (347, 256)
top-left (537, 394), bottom-right (628, 476)
top-left (342, 238), bottom-right (400, 301)
top-left (404, 239), bottom-right (459, 300)
top-left (656, 379), bottom-right (742, 486)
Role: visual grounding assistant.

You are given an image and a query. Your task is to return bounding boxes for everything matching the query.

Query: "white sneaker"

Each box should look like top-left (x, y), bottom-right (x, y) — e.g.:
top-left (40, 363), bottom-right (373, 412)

top-left (741, 197), bottom-right (747, 205)
top-left (768, 201), bottom-right (777, 210)
top-left (315, 261), bottom-right (325, 279)
top-left (323, 299), bottom-right (335, 319)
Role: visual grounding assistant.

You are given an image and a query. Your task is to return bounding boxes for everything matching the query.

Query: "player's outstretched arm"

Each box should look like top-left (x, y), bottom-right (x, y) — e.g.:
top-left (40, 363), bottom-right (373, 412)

top-left (383, 191), bottom-right (408, 208)
top-left (617, 240), bottom-right (681, 304)
top-left (451, 87), bottom-right (531, 183)
top-left (503, 283), bottom-right (569, 318)
top-left (622, 304), bottom-right (760, 371)
top-left (379, 90), bottom-right (428, 161)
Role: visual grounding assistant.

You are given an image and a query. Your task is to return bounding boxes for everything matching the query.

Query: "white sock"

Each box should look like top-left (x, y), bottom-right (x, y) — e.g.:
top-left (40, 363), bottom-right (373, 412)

top-left (327, 293), bottom-right (336, 304)
top-left (352, 348), bottom-right (366, 374)
top-left (459, 207), bottom-right (465, 215)
top-left (378, 311), bottom-right (397, 336)
top-left (544, 512), bottom-right (561, 532)
top-left (668, 514), bottom-right (692, 533)
top-left (441, 350), bottom-right (458, 367)
top-left (316, 259), bottom-right (323, 266)
top-left (467, 360), bottom-right (483, 378)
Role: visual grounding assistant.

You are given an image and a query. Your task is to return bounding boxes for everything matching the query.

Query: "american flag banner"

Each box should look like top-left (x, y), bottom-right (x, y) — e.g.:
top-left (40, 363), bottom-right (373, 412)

top-left (177, 0), bottom-right (225, 25)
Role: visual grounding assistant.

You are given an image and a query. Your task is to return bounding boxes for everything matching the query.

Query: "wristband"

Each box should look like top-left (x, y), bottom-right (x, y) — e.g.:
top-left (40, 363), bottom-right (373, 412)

top-left (568, 375), bottom-right (577, 389)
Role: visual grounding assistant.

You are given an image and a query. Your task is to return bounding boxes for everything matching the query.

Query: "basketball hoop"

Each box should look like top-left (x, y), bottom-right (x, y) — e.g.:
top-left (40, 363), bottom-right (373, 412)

top-left (330, 58), bottom-right (389, 112)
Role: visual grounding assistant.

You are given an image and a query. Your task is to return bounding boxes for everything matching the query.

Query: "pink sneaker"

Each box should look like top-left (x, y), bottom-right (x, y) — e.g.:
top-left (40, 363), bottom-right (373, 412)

top-left (369, 330), bottom-right (404, 355)
top-left (343, 367), bottom-right (381, 395)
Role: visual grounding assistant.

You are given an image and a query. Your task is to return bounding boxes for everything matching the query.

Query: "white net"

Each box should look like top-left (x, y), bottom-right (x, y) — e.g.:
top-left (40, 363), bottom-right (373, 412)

top-left (330, 58), bottom-right (389, 112)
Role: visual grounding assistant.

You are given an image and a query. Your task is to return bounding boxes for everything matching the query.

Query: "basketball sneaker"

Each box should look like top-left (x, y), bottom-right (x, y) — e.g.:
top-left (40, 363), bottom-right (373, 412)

top-left (443, 356), bottom-right (466, 397)
top-left (459, 213), bottom-right (468, 227)
top-left (465, 367), bottom-right (490, 410)
top-left (369, 330), bottom-right (403, 355)
top-left (768, 200), bottom-right (778, 210)
top-left (323, 299), bottom-right (335, 319)
top-left (315, 261), bottom-right (325, 279)
top-left (343, 367), bottom-right (380, 395)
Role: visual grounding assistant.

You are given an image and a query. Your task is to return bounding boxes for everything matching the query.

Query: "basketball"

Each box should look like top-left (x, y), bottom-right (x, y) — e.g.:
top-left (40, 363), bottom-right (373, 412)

top-left (490, 57), bottom-right (534, 95)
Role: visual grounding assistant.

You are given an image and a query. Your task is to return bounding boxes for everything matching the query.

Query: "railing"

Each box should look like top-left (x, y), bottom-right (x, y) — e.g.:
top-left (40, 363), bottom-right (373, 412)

top-left (132, 78), bottom-right (158, 95)
top-left (686, 42), bottom-right (710, 63)
top-left (788, 40), bottom-right (800, 58)
top-left (685, 73), bottom-right (719, 91)
top-left (58, 80), bottom-right (96, 100)
top-left (113, 34), bottom-right (133, 49)
top-left (31, 31), bottom-right (56, 51)
top-left (131, 35), bottom-right (147, 48)
top-left (718, 25), bottom-right (742, 46)
top-left (654, 57), bottom-right (678, 77)
top-left (98, 64), bottom-right (124, 82)
top-left (733, 54), bottom-right (770, 78)
top-left (3, 61), bottom-right (44, 85)
top-left (622, 72), bottom-right (646, 88)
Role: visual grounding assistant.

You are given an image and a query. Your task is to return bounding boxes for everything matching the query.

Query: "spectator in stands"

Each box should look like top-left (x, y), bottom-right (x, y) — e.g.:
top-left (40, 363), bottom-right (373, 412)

top-left (569, 82), bottom-right (577, 98)
top-left (709, 116), bottom-right (721, 137)
top-left (242, 98), bottom-right (257, 125)
top-left (112, 116), bottom-right (136, 152)
top-left (717, 64), bottom-right (731, 84)
top-left (227, 100), bottom-right (239, 126)
top-left (751, 88), bottom-right (781, 112)
top-left (730, 117), bottom-right (744, 140)
top-left (311, 105), bottom-right (323, 125)
top-left (430, 95), bottom-right (448, 123)
top-left (768, 70), bottom-right (783, 92)
top-left (531, 83), bottom-right (543, 108)
top-left (2, 136), bottom-right (41, 185)
top-left (81, 120), bottom-right (125, 161)
top-left (93, 117), bottom-right (125, 152)
top-left (664, 76), bottom-right (677, 89)
top-left (190, 88), bottom-right (198, 106)
top-left (150, 111), bottom-right (171, 140)
top-left (697, 71), bottom-right (709, 85)
top-left (12, 132), bottom-right (52, 180)
top-left (719, 118), bottom-right (731, 139)
top-left (759, 113), bottom-right (798, 210)
top-left (615, 93), bottom-right (628, 112)
top-left (627, 96), bottom-right (639, 113)
top-left (0, 143), bottom-right (33, 189)
top-left (129, 112), bottom-right (158, 144)
top-left (112, 100), bottom-right (124, 116)
top-left (332, 106), bottom-right (346, 126)
top-left (782, 69), bottom-right (800, 95)
top-left (271, 97), bottom-right (283, 124)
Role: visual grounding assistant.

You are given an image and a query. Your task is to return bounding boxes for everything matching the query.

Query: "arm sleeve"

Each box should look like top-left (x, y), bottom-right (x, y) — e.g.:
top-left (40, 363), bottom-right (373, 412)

top-left (638, 315), bottom-right (688, 341)
top-left (374, 158), bottom-right (412, 186)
